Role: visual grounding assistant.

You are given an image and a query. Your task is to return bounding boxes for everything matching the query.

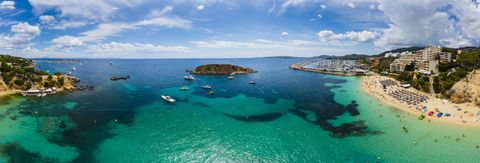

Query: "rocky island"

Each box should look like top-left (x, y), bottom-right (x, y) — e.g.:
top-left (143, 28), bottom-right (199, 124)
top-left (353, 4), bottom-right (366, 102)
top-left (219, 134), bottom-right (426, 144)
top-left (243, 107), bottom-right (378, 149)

top-left (187, 64), bottom-right (257, 75)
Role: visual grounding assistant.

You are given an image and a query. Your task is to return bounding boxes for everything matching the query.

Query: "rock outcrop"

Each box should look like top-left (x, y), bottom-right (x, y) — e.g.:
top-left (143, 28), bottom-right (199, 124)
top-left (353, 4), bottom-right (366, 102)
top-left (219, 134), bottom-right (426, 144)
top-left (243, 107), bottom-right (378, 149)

top-left (188, 64), bottom-right (257, 75)
top-left (449, 71), bottom-right (479, 104)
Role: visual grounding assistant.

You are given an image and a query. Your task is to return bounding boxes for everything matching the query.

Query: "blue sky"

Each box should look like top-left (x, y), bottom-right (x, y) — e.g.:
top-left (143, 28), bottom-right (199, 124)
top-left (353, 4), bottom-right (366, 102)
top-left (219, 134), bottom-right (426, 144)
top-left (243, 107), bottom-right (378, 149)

top-left (0, 0), bottom-right (479, 58)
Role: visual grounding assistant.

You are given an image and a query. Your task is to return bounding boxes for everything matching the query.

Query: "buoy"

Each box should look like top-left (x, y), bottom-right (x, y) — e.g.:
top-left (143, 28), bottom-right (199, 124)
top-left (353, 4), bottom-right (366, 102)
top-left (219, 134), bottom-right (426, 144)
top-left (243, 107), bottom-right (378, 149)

top-left (414, 142), bottom-right (416, 144)
top-left (35, 111), bottom-right (37, 114)
top-left (115, 119), bottom-right (117, 122)
top-left (59, 121), bottom-right (61, 122)
top-left (94, 121), bottom-right (96, 123)
top-left (159, 114), bottom-right (161, 116)
top-left (278, 128), bottom-right (279, 130)
top-left (378, 157), bottom-right (380, 160)
top-left (193, 114), bottom-right (195, 115)
top-left (385, 125), bottom-right (387, 127)
top-left (379, 114), bottom-right (382, 117)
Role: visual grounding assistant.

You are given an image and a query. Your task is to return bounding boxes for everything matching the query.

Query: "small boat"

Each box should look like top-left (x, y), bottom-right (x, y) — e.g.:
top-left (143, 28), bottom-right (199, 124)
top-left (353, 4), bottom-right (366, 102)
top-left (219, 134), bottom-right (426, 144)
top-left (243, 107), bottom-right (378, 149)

top-left (418, 114), bottom-right (425, 120)
top-left (202, 85), bottom-right (211, 89)
top-left (184, 76), bottom-right (195, 80)
top-left (110, 62), bottom-right (113, 65)
top-left (46, 70), bottom-right (49, 73)
top-left (79, 63), bottom-right (82, 66)
top-left (72, 67), bottom-right (75, 71)
top-left (230, 72), bottom-right (236, 75)
top-left (180, 86), bottom-right (190, 90)
top-left (41, 93), bottom-right (47, 97)
top-left (228, 76), bottom-right (234, 80)
top-left (161, 95), bottom-right (176, 102)
top-left (67, 71), bottom-right (71, 75)
top-left (403, 126), bottom-right (408, 132)
top-left (230, 60), bottom-right (235, 62)
top-left (428, 111), bottom-right (434, 116)
top-left (249, 81), bottom-right (256, 84)
top-left (210, 91), bottom-right (214, 94)
top-left (37, 94), bottom-right (41, 97)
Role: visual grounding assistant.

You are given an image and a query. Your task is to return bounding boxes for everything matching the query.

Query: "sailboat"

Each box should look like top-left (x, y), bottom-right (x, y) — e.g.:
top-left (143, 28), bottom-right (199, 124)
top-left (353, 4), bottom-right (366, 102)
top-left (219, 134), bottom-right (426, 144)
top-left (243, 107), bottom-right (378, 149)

top-left (72, 67), bottom-right (76, 71)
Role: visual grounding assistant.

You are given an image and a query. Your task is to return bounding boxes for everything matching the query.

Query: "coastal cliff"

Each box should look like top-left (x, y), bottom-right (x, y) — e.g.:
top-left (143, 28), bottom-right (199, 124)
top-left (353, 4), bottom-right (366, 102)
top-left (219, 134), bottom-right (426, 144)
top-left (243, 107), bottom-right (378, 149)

top-left (0, 55), bottom-right (81, 96)
top-left (449, 71), bottom-right (480, 104)
top-left (188, 64), bottom-right (257, 75)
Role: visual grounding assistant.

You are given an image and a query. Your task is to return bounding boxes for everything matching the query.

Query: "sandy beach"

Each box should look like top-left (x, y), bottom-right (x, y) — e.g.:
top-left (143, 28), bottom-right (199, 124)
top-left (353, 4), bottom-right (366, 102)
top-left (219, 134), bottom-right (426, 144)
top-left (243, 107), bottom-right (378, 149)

top-left (361, 74), bottom-right (480, 126)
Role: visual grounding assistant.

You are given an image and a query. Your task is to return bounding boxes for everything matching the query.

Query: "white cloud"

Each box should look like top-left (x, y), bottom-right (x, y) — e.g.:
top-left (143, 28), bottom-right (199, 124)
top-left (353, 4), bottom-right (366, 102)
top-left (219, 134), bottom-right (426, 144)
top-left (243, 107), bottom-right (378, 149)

top-left (370, 4), bottom-right (376, 10)
top-left (0, 22), bottom-right (41, 49)
top-left (190, 40), bottom-right (312, 51)
top-left (281, 32), bottom-right (289, 35)
top-left (29, 0), bottom-right (142, 21)
top-left (288, 40), bottom-right (317, 45)
top-left (0, 17), bottom-right (19, 27)
top-left (0, 1), bottom-right (15, 10)
top-left (197, 5), bottom-right (204, 10)
top-left (44, 35), bottom-right (84, 51)
top-left (320, 5), bottom-right (326, 9)
top-left (374, 0), bottom-right (455, 49)
top-left (199, 27), bottom-right (213, 33)
top-left (318, 30), bottom-right (379, 45)
top-left (23, 47), bottom-right (40, 53)
top-left (39, 15), bottom-right (55, 24)
top-left (147, 7), bottom-right (173, 17)
top-left (47, 7), bottom-right (192, 51)
top-left (39, 15), bottom-right (87, 30)
top-left (256, 39), bottom-right (283, 44)
top-left (318, 14), bottom-right (322, 18)
top-left (347, 3), bottom-right (355, 8)
top-left (86, 42), bottom-right (191, 54)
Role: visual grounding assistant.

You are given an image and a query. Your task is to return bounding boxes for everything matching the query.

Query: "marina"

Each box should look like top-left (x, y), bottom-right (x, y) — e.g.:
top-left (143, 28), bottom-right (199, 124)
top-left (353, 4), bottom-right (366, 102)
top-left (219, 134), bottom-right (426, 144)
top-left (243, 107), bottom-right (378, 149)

top-left (290, 60), bottom-right (373, 76)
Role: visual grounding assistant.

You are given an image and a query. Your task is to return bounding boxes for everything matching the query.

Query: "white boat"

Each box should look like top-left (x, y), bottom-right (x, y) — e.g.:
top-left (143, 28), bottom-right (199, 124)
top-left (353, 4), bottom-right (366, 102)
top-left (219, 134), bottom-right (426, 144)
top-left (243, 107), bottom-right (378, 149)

top-left (37, 94), bottom-right (41, 97)
top-left (184, 76), bottom-right (195, 80)
top-left (85, 61), bottom-right (87, 63)
top-left (46, 70), bottom-right (49, 73)
top-left (230, 72), bottom-right (236, 75)
top-left (79, 63), bottom-right (82, 66)
top-left (67, 71), bottom-right (71, 75)
top-left (161, 95), bottom-right (176, 102)
top-left (110, 62), bottom-right (113, 65)
top-left (72, 67), bottom-right (75, 71)
top-left (249, 81), bottom-right (256, 84)
top-left (228, 76), bottom-right (234, 80)
top-left (202, 85), bottom-right (211, 89)
top-left (230, 60), bottom-right (235, 62)
top-left (41, 93), bottom-right (47, 97)
top-left (180, 86), bottom-right (190, 90)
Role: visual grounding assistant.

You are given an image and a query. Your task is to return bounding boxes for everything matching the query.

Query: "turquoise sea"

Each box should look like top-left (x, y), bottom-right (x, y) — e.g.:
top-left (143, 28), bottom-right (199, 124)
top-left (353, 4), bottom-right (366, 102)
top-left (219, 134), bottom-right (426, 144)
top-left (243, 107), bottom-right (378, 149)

top-left (1, 58), bottom-right (479, 162)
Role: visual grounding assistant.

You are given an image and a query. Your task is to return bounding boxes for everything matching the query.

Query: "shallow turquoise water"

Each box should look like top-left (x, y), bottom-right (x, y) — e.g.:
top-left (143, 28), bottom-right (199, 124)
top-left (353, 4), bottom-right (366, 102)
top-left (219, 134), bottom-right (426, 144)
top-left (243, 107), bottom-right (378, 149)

top-left (1, 59), bottom-right (479, 162)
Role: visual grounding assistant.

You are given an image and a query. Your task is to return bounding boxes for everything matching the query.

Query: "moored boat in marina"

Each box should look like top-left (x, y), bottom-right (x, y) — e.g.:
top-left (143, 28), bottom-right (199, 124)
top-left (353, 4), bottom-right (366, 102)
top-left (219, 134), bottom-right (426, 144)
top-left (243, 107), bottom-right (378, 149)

top-left (180, 86), bottom-right (190, 90)
top-left (202, 85), bottom-right (211, 89)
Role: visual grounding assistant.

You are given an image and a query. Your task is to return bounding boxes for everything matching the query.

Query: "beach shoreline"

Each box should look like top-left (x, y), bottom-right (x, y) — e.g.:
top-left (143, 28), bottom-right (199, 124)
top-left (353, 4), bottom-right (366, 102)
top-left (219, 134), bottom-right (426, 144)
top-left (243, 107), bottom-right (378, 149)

top-left (360, 74), bottom-right (480, 127)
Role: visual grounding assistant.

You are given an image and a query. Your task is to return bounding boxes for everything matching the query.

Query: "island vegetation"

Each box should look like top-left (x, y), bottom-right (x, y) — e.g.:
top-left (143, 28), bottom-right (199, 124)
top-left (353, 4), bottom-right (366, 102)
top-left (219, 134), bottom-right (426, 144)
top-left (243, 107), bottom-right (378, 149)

top-left (0, 55), bottom-right (79, 96)
top-left (187, 64), bottom-right (257, 75)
